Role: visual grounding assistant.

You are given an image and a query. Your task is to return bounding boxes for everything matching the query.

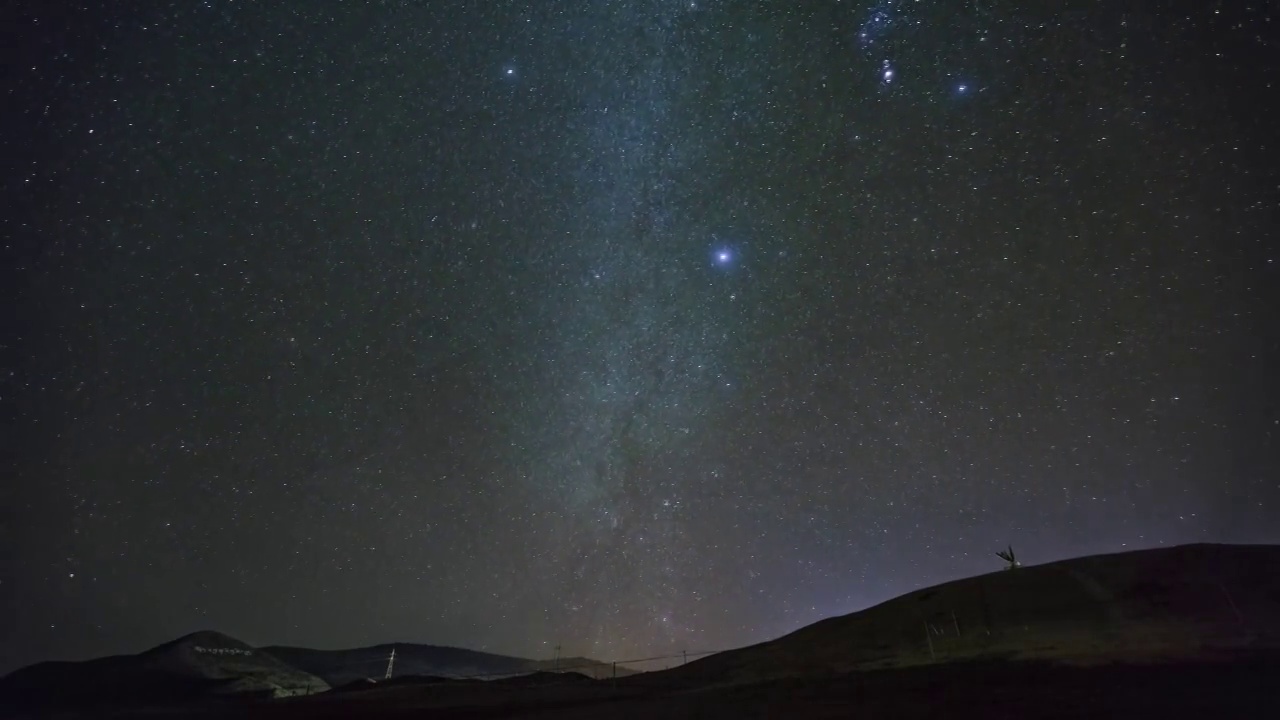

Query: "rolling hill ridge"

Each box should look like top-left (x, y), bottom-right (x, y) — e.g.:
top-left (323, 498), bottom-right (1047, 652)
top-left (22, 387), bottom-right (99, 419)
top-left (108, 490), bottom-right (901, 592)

top-left (661, 543), bottom-right (1280, 686)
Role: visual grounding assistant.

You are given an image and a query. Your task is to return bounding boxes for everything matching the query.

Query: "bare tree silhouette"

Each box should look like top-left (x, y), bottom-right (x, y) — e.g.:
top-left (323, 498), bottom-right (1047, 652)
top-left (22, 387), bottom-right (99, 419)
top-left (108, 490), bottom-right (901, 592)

top-left (996, 545), bottom-right (1020, 570)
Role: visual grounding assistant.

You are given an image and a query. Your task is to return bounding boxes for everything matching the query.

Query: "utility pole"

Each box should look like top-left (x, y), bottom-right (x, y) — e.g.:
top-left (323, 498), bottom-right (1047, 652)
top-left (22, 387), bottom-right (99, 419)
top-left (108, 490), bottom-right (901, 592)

top-left (682, 650), bottom-right (687, 665)
top-left (554, 644), bottom-right (561, 673)
top-left (384, 647), bottom-right (396, 680)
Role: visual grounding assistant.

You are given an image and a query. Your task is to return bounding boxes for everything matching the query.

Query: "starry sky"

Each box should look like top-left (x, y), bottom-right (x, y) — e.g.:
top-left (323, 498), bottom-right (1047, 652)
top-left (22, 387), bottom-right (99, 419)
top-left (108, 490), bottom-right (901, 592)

top-left (3, 1), bottom-right (1277, 674)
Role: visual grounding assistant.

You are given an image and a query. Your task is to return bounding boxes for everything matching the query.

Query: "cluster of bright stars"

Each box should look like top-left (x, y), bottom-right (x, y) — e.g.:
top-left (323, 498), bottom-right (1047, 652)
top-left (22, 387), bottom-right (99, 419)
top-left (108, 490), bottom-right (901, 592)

top-left (859, 2), bottom-right (972, 96)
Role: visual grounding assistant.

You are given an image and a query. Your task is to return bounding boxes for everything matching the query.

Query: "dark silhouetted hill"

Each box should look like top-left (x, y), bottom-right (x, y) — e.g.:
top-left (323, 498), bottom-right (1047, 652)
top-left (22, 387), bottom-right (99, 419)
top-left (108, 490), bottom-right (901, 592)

top-left (263, 643), bottom-right (626, 685)
top-left (658, 543), bottom-right (1280, 687)
top-left (8, 544), bottom-right (1275, 718)
top-left (0, 630), bottom-right (327, 712)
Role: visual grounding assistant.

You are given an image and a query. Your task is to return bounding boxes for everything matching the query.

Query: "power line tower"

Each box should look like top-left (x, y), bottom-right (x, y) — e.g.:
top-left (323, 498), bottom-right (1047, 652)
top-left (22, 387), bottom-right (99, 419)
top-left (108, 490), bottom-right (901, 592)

top-left (384, 647), bottom-right (396, 680)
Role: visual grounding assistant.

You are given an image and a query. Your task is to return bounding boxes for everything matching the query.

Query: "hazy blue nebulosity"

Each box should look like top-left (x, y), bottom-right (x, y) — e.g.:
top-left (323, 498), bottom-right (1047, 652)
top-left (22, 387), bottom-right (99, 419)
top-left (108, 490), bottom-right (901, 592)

top-left (3, 0), bottom-right (1276, 673)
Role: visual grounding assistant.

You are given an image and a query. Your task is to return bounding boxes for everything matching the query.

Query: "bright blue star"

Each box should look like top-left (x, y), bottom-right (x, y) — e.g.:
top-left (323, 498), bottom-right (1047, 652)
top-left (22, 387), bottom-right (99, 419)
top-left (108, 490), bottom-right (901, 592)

top-left (711, 247), bottom-right (735, 267)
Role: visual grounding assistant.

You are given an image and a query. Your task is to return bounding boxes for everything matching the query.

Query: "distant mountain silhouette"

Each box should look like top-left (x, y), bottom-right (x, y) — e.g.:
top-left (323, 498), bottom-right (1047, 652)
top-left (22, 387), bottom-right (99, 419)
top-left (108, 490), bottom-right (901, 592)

top-left (264, 643), bottom-right (627, 685)
top-left (658, 543), bottom-right (1280, 686)
top-left (0, 634), bottom-right (629, 714)
top-left (0, 630), bottom-right (327, 711)
top-left (9, 544), bottom-right (1274, 717)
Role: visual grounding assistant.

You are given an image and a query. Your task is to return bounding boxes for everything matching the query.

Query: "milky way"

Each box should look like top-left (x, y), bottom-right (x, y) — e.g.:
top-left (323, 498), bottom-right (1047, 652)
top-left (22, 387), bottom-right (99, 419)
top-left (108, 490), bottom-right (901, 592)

top-left (4, 1), bottom-right (1277, 673)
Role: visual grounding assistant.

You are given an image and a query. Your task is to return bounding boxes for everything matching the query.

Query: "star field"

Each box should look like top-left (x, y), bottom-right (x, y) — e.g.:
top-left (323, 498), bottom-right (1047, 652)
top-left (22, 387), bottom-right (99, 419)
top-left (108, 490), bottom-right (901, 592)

top-left (2, 1), bottom-right (1277, 674)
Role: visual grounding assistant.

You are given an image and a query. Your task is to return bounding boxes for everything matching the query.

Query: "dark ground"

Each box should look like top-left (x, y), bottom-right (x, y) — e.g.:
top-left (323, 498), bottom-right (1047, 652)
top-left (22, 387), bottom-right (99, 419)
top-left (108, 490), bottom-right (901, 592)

top-left (19, 652), bottom-right (1276, 719)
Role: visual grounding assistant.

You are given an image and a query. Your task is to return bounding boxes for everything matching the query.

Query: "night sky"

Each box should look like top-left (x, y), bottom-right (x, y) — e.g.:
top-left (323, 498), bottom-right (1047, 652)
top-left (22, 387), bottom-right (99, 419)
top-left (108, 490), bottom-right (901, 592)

top-left (3, 1), bottom-right (1277, 674)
